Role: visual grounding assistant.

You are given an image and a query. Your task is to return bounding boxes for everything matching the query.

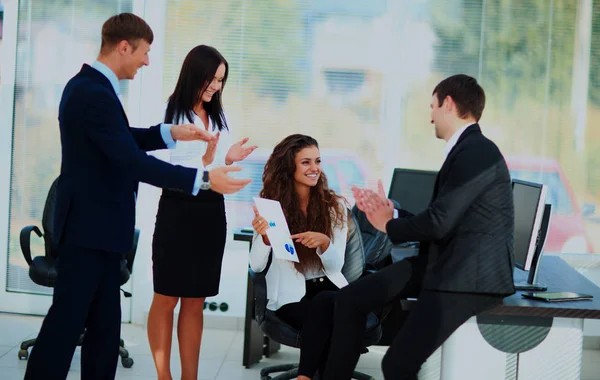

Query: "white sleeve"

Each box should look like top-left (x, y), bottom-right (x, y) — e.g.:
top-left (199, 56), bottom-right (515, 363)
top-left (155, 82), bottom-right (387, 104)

top-left (316, 217), bottom-right (348, 275)
top-left (249, 232), bottom-right (272, 273)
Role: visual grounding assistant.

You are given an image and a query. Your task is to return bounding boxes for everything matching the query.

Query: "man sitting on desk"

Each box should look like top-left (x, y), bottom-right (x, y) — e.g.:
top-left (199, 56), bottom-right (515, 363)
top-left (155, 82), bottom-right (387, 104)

top-left (320, 74), bottom-right (516, 380)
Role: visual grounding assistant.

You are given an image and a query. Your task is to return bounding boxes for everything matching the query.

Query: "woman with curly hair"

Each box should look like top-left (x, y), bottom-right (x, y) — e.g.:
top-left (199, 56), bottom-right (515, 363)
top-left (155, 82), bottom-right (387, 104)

top-left (250, 134), bottom-right (349, 380)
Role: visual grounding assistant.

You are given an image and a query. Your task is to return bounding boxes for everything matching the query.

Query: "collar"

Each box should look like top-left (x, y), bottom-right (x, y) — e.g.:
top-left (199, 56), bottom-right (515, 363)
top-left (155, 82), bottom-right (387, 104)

top-left (91, 60), bottom-right (120, 96)
top-left (444, 122), bottom-right (475, 158)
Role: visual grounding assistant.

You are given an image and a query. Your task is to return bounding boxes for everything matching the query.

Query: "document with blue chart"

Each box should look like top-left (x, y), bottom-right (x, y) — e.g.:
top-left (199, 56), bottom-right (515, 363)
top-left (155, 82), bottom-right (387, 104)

top-left (253, 197), bottom-right (300, 263)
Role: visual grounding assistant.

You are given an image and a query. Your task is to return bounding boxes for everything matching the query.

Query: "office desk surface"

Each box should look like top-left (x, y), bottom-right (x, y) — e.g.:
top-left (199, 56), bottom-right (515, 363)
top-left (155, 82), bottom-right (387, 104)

top-left (485, 255), bottom-right (600, 319)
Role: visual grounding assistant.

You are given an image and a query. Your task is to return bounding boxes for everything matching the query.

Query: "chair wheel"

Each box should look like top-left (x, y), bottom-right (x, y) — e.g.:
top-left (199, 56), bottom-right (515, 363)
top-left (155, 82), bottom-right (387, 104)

top-left (121, 357), bottom-right (134, 368)
top-left (261, 376), bottom-right (270, 380)
top-left (18, 349), bottom-right (29, 360)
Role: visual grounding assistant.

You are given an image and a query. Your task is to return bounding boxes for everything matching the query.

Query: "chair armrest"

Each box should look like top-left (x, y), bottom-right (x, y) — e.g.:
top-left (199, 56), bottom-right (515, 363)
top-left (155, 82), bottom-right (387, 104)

top-left (20, 225), bottom-right (42, 266)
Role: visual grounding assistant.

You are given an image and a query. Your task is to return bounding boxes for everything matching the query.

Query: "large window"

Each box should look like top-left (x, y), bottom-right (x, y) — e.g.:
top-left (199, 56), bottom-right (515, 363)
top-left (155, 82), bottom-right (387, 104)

top-left (6, 0), bottom-right (133, 294)
top-left (161, 0), bottom-right (600, 256)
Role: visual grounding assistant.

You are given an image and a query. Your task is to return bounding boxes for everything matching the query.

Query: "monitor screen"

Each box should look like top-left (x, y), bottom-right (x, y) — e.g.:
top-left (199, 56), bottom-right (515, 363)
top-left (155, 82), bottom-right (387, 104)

top-left (388, 169), bottom-right (437, 216)
top-left (512, 179), bottom-right (547, 271)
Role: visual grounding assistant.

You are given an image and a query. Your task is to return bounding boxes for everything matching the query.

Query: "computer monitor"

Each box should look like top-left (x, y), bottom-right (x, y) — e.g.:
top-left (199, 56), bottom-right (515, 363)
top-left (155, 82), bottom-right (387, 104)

top-left (512, 179), bottom-right (550, 291)
top-left (388, 168), bottom-right (437, 215)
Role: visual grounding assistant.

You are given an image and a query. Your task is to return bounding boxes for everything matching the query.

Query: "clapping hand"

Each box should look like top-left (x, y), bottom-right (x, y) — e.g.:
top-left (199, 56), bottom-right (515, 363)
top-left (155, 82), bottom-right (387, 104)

top-left (351, 180), bottom-right (394, 232)
top-left (203, 132), bottom-right (220, 166)
top-left (225, 137), bottom-right (258, 165)
top-left (170, 123), bottom-right (216, 142)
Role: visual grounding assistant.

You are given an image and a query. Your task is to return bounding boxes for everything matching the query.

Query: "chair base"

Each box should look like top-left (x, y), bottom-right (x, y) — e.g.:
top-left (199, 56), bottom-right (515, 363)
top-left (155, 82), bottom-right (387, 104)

top-left (18, 334), bottom-right (134, 368)
top-left (259, 363), bottom-right (374, 380)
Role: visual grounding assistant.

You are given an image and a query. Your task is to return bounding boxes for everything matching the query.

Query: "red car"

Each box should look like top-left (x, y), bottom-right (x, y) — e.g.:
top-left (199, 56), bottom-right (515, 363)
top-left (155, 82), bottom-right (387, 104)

top-left (504, 154), bottom-right (594, 254)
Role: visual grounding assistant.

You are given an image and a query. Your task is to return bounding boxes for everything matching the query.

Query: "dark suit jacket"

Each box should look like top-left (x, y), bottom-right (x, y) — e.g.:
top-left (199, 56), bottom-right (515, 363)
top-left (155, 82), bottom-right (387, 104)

top-left (386, 124), bottom-right (515, 295)
top-left (54, 64), bottom-right (197, 254)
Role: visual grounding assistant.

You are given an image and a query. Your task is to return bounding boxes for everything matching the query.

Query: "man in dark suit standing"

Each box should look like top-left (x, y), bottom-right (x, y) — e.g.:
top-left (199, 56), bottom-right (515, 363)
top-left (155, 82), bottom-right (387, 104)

top-left (24, 13), bottom-right (252, 380)
top-left (318, 74), bottom-right (515, 380)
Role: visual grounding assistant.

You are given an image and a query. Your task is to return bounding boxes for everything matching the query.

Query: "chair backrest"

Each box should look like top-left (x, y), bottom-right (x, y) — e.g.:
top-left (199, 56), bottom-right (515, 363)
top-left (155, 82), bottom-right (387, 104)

top-left (41, 177), bottom-right (60, 259)
top-left (341, 209), bottom-right (365, 283)
top-left (351, 203), bottom-right (397, 269)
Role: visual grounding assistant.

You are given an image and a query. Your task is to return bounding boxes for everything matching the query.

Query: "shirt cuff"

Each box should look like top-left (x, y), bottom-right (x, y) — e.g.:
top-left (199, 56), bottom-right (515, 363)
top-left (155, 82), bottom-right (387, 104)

top-left (191, 169), bottom-right (202, 196)
top-left (394, 209), bottom-right (399, 219)
top-left (160, 123), bottom-right (176, 148)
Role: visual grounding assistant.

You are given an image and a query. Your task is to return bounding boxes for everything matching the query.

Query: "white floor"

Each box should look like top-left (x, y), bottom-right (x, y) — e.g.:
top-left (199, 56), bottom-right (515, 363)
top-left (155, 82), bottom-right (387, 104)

top-left (0, 313), bottom-right (385, 379)
top-left (2, 312), bottom-right (600, 380)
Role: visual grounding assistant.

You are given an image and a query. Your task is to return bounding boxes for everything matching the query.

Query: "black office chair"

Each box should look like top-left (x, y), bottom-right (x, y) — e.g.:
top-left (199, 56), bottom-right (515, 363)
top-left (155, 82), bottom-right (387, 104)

top-left (250, 210), bottom-right (382, 380)
top-left (16, 177), bottom-right (138, 369)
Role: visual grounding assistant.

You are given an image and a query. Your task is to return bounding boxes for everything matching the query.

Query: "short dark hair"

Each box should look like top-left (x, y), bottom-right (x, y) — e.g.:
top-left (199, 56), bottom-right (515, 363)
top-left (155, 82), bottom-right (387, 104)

top-left (101, 13), bottom-right (153, 53)
top-left (432, 74), bottom-right (485, 121)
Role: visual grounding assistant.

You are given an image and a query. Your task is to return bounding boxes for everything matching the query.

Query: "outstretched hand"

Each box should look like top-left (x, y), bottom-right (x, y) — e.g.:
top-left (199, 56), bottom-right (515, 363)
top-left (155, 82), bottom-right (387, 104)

top-left (208, 166), bottom-right (251, 194)
top-left (170, 124), bottom-right (215, 142)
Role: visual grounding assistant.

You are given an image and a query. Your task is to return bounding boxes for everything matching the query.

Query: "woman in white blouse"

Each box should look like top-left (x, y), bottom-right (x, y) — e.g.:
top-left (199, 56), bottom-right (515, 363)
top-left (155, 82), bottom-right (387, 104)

top-left (251, 134), bottom-right (349, 380)
top-left (148, 45), bottom-right (256, 380)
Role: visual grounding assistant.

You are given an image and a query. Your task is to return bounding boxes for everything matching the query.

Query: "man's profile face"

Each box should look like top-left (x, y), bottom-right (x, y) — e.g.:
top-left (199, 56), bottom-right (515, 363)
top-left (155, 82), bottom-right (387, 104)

top-left (121, 39), bottom-right (150, 80)
top-left (430, 94), bottom-right (445, 139)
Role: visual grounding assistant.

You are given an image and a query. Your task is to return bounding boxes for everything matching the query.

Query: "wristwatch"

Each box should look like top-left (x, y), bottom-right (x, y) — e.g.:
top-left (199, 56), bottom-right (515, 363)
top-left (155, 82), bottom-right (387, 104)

top-left (200, 170), bottom-right (211, 190)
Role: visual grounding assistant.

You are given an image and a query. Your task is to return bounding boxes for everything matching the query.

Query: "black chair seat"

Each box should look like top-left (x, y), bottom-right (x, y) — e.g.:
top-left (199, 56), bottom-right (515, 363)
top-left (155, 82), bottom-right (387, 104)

top-left (29, 256), bottom-right (58, 288)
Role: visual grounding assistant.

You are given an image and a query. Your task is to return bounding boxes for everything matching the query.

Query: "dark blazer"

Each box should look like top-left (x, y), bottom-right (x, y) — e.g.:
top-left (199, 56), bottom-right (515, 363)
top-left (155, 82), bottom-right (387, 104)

top-left (386, 124), bottom-right (515, 295)
top-left (54, 64), bottom-right (197, 254)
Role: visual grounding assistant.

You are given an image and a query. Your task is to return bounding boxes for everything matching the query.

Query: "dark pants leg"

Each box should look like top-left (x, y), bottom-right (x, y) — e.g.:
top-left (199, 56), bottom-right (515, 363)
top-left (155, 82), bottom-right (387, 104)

top-left (381, 290), bottom-right (502, 379)
top-left (274, 278), bottom-right (338, 378)
top-left (323, 257), bottom-right (426, 380)
top-left (24, 246), bottom-right (122, 380)
top-left (81, 253), bottom-right (121, 380)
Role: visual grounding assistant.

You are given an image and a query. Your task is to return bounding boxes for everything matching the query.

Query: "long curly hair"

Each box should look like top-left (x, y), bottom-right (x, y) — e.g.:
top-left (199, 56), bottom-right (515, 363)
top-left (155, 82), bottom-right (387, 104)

top-left (260, 134), bottom-right (346, 274)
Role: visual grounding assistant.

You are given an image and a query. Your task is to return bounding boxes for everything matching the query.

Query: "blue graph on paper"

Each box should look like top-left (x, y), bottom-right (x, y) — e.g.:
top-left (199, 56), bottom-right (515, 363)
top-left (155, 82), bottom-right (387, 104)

top-left (269, 221), bottom-right (276, 227)
top-left (284, 243), bottom-right (295, 255)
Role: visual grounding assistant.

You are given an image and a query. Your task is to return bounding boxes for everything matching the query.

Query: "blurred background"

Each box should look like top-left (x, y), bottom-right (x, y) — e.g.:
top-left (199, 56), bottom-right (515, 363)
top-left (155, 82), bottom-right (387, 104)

top-left (1, 0), bottom-right (600, 326)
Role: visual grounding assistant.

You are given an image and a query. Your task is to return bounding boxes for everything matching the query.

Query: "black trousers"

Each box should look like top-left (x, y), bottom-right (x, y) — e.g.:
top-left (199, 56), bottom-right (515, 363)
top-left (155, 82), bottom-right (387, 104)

top-left (274, 276), bottom-right (338, 378)
top-left (24, 246), bottom-right (122, 380)
top-left (320, 257), bottom-right (503, 380)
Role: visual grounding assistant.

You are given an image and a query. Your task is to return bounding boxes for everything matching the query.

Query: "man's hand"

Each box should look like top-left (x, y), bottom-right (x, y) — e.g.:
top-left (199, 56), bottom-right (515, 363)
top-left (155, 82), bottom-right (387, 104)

top-left (171, 124), bottom-right (215, 142)
top-left (351, 180), bottom-right (394, 232)
top-left (225, 137), bottom-right (258, 165)
top-left (208, 166), bottom-right (251, 194)
top-left (203, 132), bottom-right (220, 166)
top-left (291, 232), bottom-right (331, 252)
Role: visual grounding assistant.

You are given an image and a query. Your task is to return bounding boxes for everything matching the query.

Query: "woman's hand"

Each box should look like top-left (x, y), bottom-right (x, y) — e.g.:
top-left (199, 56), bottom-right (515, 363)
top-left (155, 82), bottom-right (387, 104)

top-left (291, 232), bottom-right (330, 252)
top-left (202, 132), bottom-right (220, 166)
top-left (251, 205), bottom-right (270, 245)
top-left (225, 137), bottom-right (257, 165)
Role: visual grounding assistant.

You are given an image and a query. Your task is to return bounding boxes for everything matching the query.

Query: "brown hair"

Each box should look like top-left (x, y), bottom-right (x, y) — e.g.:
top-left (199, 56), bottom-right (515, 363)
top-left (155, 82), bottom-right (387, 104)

top-left (100, 13), bottom-right (154, 54)
top-left (432, 74), bottom-right (486, 121)
top-left (261, 134), bottom-right (346, 274)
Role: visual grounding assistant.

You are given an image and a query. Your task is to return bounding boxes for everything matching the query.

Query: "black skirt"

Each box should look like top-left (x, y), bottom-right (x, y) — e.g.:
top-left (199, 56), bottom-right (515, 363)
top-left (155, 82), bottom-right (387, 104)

top-left (152, 188), bottom-right (227, 298)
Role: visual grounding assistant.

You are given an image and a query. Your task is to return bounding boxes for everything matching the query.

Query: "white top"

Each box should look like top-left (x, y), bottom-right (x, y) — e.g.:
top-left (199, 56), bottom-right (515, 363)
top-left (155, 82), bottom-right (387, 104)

top-left (444, 122), bottom-right (475, 158)
top-left (249, 214), bottom-right (349, 311)
top-left (166, 108), bottom-right (232, 170)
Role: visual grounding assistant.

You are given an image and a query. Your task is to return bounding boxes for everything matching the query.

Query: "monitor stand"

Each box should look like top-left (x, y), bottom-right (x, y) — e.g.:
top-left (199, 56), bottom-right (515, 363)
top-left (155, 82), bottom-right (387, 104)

top-left (514, 281), bottom-right (547, 291)
top-left (514, 204), bottom-right (552, 293)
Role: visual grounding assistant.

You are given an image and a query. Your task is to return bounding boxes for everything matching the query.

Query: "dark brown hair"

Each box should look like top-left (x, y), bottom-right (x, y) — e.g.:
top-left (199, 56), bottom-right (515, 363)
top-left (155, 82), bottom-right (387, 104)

top-left (165, 45), bottom-right (229, 131)
top-left (433, 74), bottom-right (486, 121)
top-left (261, 134), bottom-right (346, 274)
top-left (100, 13), bottom-right (154, 53)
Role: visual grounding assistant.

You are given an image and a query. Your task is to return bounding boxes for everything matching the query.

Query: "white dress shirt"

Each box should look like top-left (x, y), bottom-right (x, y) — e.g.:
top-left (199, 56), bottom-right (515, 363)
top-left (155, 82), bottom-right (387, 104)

top-left (167, 110), bottom-right (232, 170)
top-left (249, 215), bottom-right (349, 311)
